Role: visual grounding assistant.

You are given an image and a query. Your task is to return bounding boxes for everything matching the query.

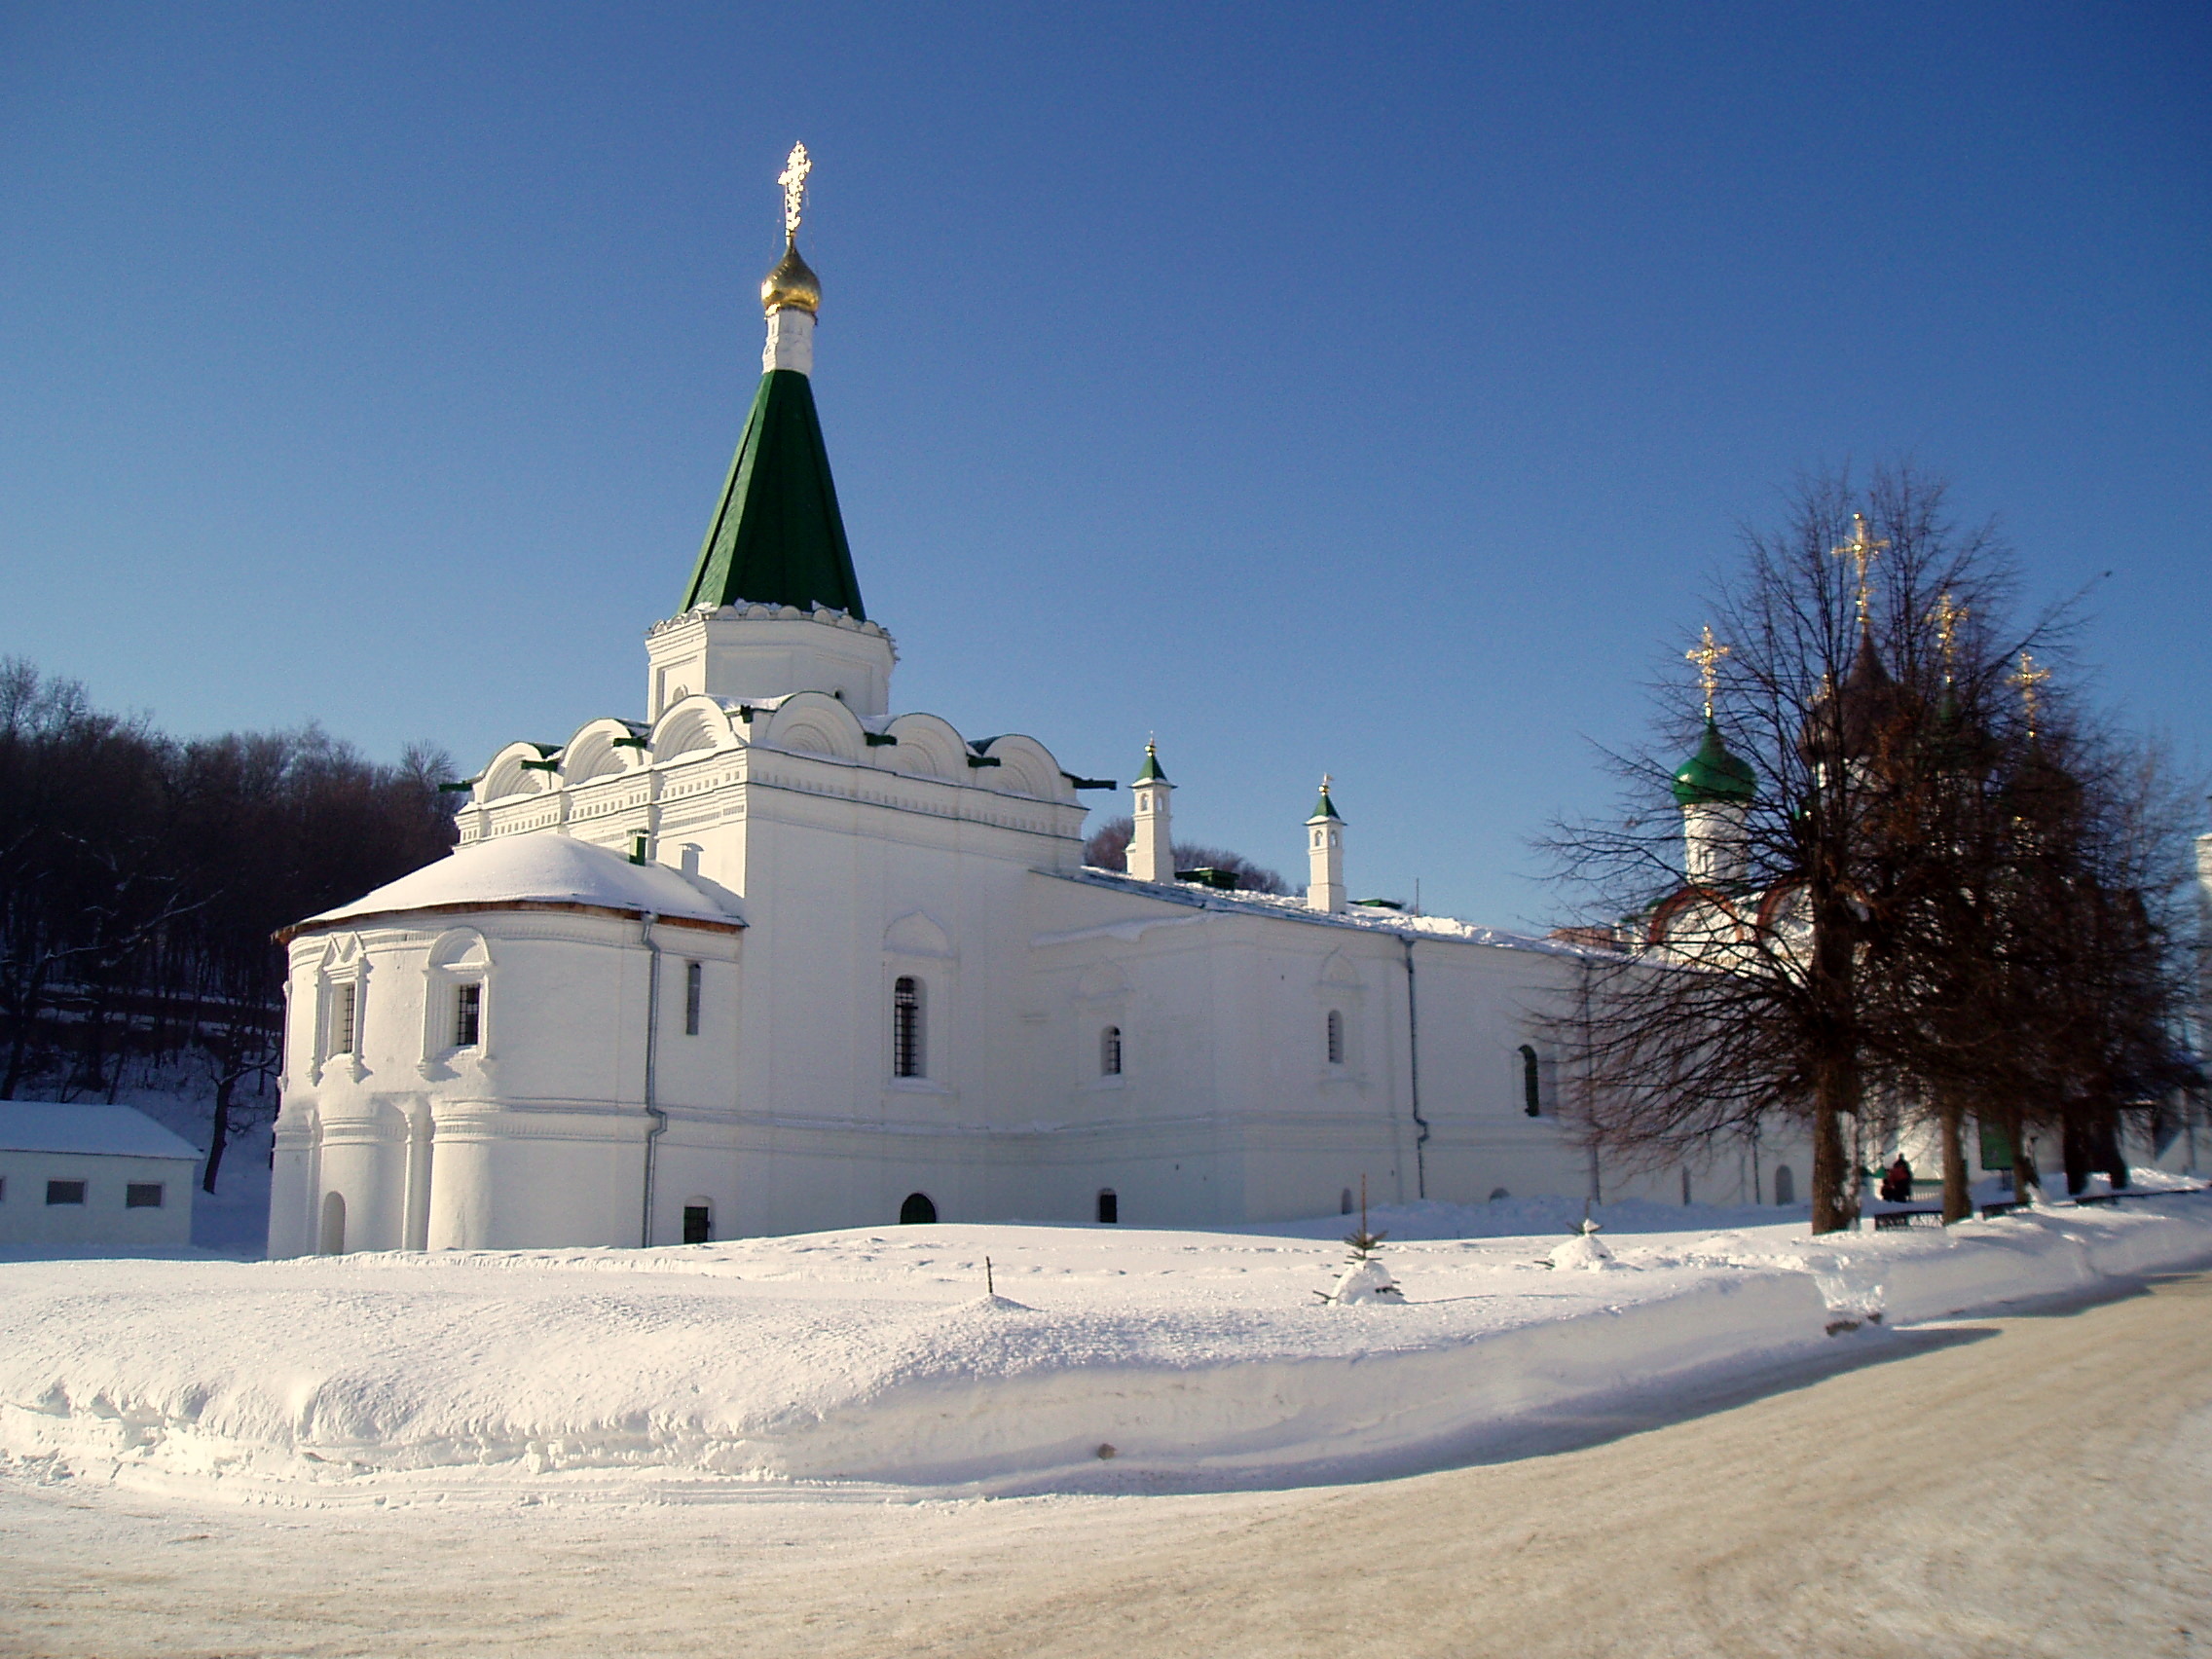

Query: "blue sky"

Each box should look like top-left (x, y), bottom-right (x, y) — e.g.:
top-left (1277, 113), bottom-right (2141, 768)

top-left (2, 2), bottom-right (2205, 925)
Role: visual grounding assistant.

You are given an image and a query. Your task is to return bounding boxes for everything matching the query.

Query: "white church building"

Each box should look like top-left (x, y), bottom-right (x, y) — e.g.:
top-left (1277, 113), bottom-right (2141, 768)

top-left (268, 150), bottom-right (1780, 1256)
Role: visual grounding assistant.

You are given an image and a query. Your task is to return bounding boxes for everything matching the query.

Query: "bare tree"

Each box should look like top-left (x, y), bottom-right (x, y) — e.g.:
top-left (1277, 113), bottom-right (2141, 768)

top-left (1543, 465), bottom-right (2065, 1233)
top-left (1083, 816), bottom-right (1290, 895)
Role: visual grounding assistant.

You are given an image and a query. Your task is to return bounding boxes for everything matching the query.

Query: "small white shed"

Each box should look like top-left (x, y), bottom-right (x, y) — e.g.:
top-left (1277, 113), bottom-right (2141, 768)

top-left (0, 1102), bottom-right (200, 1249)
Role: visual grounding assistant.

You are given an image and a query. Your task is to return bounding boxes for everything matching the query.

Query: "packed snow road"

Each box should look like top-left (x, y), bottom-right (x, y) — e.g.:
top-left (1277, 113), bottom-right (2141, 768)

top-left (5, 1265), bottom-right (2209, 1658)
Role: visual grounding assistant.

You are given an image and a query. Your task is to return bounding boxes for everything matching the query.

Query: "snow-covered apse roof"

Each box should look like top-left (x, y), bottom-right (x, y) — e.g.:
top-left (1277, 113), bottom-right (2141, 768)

top-left (0, 1102), bottom-right (202, 1161)
top-left (289, 834), bottom-right (745, 938)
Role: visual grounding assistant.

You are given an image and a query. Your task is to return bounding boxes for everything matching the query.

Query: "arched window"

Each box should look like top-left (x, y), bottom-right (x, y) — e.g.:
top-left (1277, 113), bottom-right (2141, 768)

top-left (1326, 1010), bottom-right (1346, 1066)
top-left (1101, 1025), bottom-right (1123, 1077)
top-left (1341, 1187), bottom-right (1354, 1215)
top-left (893, 977), bottom-right (925, 1079)
top-left (1096, 1189), bottom-right (1119, 1224)
top-left (900, 1192), bottom-right (938, 1225)
top-left (319, 1191), bottom-right (347, 1256)
top-left (1520, 1044), bottom-right (1542, 1116)
top-left (683, 962), bottom-right (703, 1037)
top-left (1773, 1164), bottom-right (1796, 1206)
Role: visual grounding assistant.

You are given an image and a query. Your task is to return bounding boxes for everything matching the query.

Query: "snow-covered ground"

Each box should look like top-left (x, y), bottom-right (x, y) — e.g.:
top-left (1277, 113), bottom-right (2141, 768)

top-left (5, 1183), bottom-right (2209, 1504)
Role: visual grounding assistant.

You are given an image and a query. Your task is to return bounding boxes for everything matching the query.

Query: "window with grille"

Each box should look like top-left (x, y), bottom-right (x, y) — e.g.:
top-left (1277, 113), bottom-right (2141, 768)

top-left (1326, 1010), bottom-right (1345, 1066)
top-left (1101, 1025), bottom-right (1122, 1077)
top-left (683, 962), bottom-right (703, 1037)
top-left (454, 982), bottom-right (481, 1048)
top-left (331, 982), bottom-right (357, 1056)
top-left (893, 977), bottom-right (924, 1079)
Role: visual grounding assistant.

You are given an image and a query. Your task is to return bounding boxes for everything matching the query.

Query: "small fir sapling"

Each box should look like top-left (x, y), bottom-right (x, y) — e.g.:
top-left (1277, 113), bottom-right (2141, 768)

top-left (1320, 1177), bottom-right (1405, 1304)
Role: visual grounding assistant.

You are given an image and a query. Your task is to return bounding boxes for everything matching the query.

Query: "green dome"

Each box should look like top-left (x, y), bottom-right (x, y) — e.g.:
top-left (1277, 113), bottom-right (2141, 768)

top-left (1672, 720), bottom-right (1756, 808)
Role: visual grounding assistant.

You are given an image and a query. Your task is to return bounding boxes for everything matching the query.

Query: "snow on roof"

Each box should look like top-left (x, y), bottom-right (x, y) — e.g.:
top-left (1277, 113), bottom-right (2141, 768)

top-left (1045, 867), bottom-right (1591, 957)
top-left (293, 833), bottom-right (745, 936)
top-left (0, 1102), bottom-right (202, 1161)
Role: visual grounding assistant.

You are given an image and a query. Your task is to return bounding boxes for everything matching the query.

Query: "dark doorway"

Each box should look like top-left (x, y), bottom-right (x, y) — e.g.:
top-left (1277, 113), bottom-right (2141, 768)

top-left (900, 1192), bottom-right (938, 1225)
top-left (682, 1203), bottom-right (711, 1244)
top-left (1096, 1189), bottom-right (1118, 1224)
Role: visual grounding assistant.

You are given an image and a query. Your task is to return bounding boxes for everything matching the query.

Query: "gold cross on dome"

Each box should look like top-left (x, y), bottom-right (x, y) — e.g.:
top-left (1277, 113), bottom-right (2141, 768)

top-left (2009, 650), bottom-right (2051, 739)
top-left (777, 142), bottom-right (812, 241)
top-left (1685, 624), bottom-right (1729, 721)
top-left (1933, 592), bottom-right (1970, 684)
top-left (1830, 512), bottom-right (1890, 629)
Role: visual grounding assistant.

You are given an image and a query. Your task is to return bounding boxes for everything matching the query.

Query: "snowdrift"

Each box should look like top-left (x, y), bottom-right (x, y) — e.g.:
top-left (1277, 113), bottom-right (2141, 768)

top-left (4, 1193), bottom-right (2208, 1498)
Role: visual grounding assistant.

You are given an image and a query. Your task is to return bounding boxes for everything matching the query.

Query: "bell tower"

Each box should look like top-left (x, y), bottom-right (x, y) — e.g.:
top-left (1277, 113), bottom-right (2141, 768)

top-left (646, 142), bottom-right (897, 721)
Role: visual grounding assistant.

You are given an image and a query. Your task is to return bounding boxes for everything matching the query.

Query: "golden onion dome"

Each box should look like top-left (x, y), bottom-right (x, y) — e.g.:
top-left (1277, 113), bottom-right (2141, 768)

top-left (760, 237), bottom-right (821, 314)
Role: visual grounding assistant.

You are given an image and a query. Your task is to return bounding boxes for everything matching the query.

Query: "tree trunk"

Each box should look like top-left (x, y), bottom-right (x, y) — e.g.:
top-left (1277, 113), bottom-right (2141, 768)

top-left (1810, 1053), bottom-right (1860, 1235)
top-left (2004, 1103), bottom-right (2036, 1199)
top-left (2062, 1113), bottom-right (2092, 1197)
top-left (203, 1068), bottom-right (234, 1195)
top-left (1939, 1101), bottom-right (1972, 1224)
top-left (2094, 1113), bottom-right (2129, 1189)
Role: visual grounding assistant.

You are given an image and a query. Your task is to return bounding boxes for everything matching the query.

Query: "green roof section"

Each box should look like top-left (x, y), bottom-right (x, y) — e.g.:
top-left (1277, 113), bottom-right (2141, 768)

top-left (681, 368), bottom-right (866, 619)
top-left (1672, 720), bottom-right (1756, 807)
top-left (1133, 742), bottom-right (1169, 785)
top-left (1307, 780), bottom-right (1342, 823)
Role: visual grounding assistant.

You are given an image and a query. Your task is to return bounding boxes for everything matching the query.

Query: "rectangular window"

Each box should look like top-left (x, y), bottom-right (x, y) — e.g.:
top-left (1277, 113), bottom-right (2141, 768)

top-left (127, 1182), bottom-right (164, 1208)
top-left (682, 1203), bottom-right (711, 1244)
top-left (684, 962), bottom-right (703, 1037)
top-left (331, 981), bottom-right (357, 1056)
top-left (46, 1180), bottom-right (86, 1206)
top-left (893, 977), bottom-right (924, 1079)
top-left (454, 981), bottom-right (482, 1048)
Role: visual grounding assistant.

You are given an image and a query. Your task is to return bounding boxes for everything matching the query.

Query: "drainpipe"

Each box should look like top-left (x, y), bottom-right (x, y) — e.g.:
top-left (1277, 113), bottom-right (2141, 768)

top-left (1401, 937), bottom-right (1428, 1199)
top-left (640, 910), bottom-right (666, 1248)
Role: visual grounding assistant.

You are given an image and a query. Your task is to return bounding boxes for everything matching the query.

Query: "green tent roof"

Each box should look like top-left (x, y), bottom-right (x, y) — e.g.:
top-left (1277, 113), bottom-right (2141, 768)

top-left (681, 368), bottom-right (866, 618)
top-left (1307, 783), bottom-right (1342, 822)
top-left (1134, 742), bottom-right (1169, 785)
top-left (1672, 720), bottom-right (1756, 807)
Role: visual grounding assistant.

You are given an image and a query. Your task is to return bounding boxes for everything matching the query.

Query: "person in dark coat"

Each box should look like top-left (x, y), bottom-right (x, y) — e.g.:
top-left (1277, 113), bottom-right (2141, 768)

top-left (1881, 1154), bottom-right (1914, 1203)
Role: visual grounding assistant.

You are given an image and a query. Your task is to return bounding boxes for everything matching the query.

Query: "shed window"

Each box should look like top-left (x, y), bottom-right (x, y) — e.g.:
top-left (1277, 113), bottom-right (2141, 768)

top-left (1520, 1044), bottom-right (1542, 1117)
top-left (893, 977), bottom-right (925, 1079)
top-left (126, 1183), bottom-right (164, 1208)
top-left (331, 981), bottom-right (357, 1056)
top-left (684, 962), bottom-right (703, 1037)
top-left (1101, 1025), bottom-right (1123, 1077)
top-left (1326, 1010), bottom-right (1346, 1066)
top-left (46, 1180), bottom-right (86, 1206)
top-left (454, 981), bottom-right (481, 1049)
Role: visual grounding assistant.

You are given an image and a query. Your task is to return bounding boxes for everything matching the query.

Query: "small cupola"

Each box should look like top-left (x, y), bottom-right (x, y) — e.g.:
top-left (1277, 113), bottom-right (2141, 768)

top-left (1671, 721), bottom-right (1756, 808)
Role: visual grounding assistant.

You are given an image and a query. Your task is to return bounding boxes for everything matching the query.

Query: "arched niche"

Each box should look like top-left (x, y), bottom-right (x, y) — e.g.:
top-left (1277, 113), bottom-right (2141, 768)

top-left (562, 719), bottom-right (649, 785)
top-left (884, 910), bottom-right (954, 959)
top-left (651, 696), bottom-right (742, 762)
top-left (969, 734), bottom-right (1075, 802)
top-left (480, 742), bottom-right (557, 803)
top-left (761, 691), bottom-right (865, 763)
top-left (881, 713), bottom-right (968, 781)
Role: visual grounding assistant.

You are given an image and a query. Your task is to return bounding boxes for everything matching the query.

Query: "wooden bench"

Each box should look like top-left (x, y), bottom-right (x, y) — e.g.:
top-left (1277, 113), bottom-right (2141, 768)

top-left (1871, 1209), bottom-right (1943, 1231)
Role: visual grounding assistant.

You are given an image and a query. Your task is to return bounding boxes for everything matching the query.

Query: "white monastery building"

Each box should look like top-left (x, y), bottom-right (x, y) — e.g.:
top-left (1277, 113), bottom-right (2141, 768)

top-left (269, 148), bottom-right (1794, 1256)
top-left (0, 1102), bottom-right (198, 1250)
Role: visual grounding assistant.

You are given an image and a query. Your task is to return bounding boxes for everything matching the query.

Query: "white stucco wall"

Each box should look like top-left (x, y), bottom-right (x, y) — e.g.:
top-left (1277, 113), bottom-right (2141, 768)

top-left (0, 1150), bottom-right (195, 1249)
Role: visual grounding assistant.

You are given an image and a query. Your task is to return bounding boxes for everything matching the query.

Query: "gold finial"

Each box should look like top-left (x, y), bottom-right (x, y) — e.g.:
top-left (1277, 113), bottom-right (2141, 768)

top-left (760, 143), bottom-right (822, 315)
top-left (1686, 624), bottom-right (1729, 721)
top-left (1319, 772), bottom-right (1333, 793)
top-left (2009, 650), bottom-right (2051, 739)
top-left (1830, 512), bottom-right (1889, 630)
top-left (777, 142), bottom-right (812, 240)
top-left (1933, 592), bottom-right (1969, 686)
